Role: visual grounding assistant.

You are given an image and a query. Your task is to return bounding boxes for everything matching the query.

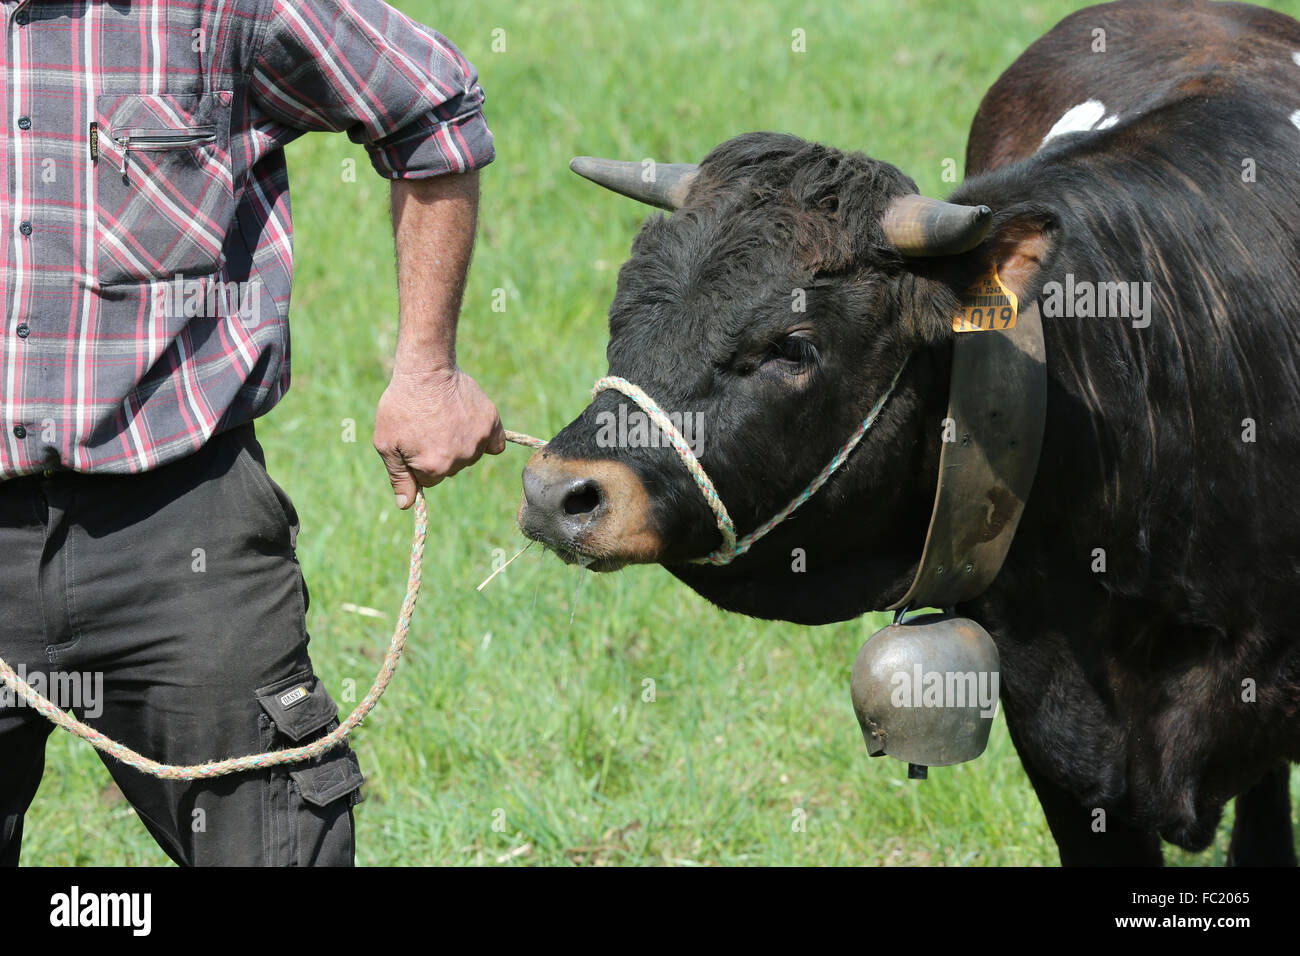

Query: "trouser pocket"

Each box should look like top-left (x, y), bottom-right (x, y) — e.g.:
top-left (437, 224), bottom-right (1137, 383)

top-left (256, 670), bottom-right (364, 867)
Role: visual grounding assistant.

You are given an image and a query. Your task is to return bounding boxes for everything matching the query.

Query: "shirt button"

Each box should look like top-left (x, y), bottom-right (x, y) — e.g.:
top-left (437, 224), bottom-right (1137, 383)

top-left (16, 324), bottom-right (29, 338)
top-left (14, 11), bottom-right (28, 25)
top-left (13, 425), bottom-right (26, 439)
top-left (19, 221), bottom-right (32, 236)
top-left (17, 116), bottom-right (30, 131)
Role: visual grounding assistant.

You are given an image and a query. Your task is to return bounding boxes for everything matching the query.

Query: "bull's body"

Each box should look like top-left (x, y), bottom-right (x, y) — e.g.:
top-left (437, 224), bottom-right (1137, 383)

top-left (521, 0), bottom-right (1300, 864)
top-left (951, 0), bottom-right (1300, 863)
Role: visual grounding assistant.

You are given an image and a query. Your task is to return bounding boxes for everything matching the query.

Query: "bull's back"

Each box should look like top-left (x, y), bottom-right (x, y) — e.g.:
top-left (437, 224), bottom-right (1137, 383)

top-left (966, 0), bottom-right (1300, 173)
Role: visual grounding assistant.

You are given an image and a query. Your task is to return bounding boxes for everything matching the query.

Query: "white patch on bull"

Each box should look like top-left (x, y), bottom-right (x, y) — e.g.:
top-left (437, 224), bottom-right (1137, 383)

top-left (1039, 99), bottom-right (1121, 148)
top-left (1292, 51), bottom-right (1300, 67)
top-left (1290, 109), bottom-right (1300, 132)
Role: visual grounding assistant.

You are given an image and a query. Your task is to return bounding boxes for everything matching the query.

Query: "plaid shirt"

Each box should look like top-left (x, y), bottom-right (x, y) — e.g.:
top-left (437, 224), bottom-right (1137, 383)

top-left (0, 0), bottom-right (494, 477)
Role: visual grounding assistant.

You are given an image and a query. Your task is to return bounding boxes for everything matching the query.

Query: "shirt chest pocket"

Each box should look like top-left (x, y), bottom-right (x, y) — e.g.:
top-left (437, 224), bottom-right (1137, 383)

top-left (94, 92), bottom-right (236, 287)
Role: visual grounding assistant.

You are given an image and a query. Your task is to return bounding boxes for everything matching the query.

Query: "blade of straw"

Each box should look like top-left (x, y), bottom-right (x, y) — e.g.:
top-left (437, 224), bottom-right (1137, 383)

top-left (476, 541), bottom-right (534, 592)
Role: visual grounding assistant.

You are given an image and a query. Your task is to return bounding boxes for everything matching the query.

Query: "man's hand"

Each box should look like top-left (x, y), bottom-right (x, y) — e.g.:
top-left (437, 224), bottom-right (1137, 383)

top-left (374, 365), bottom-right (505, 507)
top-left (379, 171), bottom-right (503, 508)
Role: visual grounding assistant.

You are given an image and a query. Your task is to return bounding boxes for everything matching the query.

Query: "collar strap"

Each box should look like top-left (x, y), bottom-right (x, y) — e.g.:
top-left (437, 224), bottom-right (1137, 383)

top-left (592, 360), bottom-right (908, 566)
top-left (887, 302), bottom-right (1047, 610)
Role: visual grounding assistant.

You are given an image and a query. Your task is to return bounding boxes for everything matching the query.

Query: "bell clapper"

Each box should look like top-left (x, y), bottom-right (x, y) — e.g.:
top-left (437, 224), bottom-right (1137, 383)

top-left (908, 763), bottom-right (928, 781)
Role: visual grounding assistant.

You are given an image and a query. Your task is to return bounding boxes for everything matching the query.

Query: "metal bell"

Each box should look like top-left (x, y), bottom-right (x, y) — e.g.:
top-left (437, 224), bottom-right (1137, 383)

top-left (850, 612), bottom-right (1000, 769)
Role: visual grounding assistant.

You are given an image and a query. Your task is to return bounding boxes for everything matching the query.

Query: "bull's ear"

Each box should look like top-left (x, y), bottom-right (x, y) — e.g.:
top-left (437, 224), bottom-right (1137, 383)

top-left (896, 208), bottom-right (1055, 343)
top-left (983, 210), bottom-right (1055, 303)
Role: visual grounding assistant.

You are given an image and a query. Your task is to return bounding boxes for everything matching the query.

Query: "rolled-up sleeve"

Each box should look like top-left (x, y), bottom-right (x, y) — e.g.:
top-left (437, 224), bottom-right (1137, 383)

top-left (249, 0), bottom-right (494, 177)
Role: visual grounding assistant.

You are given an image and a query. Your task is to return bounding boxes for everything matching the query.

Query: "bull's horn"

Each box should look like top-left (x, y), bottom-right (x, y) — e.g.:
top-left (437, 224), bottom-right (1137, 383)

top-left (882, 194), bottom-right (992, 256)
top-left (569, 157), bottom-right (699, 210)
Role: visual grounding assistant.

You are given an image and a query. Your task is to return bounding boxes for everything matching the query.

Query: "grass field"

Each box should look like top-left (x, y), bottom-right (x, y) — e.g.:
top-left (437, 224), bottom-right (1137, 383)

top-left (25, 0), bottom-right (1300, 865)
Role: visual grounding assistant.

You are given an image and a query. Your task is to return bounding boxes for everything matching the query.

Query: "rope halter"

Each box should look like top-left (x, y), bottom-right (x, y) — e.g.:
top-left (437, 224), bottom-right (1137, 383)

top-left (591, 358), bottom-right (909, 566)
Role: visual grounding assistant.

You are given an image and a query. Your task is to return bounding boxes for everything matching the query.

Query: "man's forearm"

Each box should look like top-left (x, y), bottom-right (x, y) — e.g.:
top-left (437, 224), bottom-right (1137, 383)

top-left (374, 169), bottom-right (502, 506)
top-left (390, 171), bottom-right (480, 374)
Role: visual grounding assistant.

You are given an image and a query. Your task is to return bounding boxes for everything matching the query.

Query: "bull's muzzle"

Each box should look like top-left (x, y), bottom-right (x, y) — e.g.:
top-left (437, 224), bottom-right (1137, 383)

top-left (517, 451), bottom-right (662, 569)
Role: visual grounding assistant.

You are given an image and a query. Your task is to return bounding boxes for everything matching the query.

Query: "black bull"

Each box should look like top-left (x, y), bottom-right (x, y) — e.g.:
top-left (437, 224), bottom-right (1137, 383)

top-left (517, 0), bottom-right (1300, 865)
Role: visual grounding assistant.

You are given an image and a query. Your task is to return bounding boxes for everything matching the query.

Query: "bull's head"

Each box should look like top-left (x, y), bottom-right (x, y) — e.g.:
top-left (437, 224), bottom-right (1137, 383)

top-left (517, 132), bottom-right (1048, 625)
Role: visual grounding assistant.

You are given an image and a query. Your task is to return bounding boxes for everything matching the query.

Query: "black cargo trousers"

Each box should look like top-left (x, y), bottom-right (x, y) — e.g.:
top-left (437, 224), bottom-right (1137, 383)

top-left (0, 423), bottom-right (363, 866)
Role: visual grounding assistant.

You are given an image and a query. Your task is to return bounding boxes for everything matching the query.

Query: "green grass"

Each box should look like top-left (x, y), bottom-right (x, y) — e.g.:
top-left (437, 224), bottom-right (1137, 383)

top-left (23, 0), bottom-right (1300, 865)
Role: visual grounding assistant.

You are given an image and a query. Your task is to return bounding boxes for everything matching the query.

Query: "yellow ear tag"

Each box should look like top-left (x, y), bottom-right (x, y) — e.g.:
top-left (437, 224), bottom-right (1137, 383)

top-left (953, 265), bottom-right (1018, 333)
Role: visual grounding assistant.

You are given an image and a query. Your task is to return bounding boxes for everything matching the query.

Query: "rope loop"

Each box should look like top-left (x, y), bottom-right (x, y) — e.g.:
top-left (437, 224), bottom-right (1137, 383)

top-left (593, 361), bottom-right (908, 565)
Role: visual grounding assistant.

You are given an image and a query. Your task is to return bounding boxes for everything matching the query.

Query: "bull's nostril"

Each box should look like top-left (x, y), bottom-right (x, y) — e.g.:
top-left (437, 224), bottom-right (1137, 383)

top-left (563, 480), bottom-right (602, 516)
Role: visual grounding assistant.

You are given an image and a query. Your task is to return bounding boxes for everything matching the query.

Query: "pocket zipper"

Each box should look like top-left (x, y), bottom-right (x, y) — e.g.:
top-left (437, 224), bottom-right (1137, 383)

top-left (114, 129), bottom-right (218, 176)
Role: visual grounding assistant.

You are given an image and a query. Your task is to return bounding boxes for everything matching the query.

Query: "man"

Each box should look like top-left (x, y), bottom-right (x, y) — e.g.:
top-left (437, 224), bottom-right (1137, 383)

top-left (0, 0), bottom-right (503, 865)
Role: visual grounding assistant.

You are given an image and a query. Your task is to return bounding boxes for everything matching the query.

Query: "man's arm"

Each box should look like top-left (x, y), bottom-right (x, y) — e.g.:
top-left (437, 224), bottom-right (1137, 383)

top-left (373, 171), bottom-right (505, 509)
top-left (246, 0), bottom-right (502, 507)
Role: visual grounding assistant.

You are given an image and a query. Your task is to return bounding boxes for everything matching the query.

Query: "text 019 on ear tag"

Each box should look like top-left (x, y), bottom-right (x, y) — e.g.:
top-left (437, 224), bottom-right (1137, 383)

top-left (953, 266), bottom-right (1018, 333)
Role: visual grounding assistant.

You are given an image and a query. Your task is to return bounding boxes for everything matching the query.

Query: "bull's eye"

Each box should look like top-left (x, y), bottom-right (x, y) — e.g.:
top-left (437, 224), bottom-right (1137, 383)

top-left (767, 332), bottom-right (819, 368)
